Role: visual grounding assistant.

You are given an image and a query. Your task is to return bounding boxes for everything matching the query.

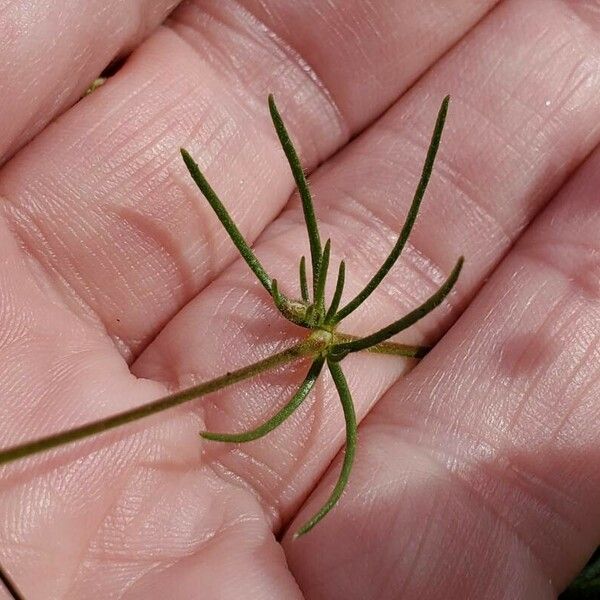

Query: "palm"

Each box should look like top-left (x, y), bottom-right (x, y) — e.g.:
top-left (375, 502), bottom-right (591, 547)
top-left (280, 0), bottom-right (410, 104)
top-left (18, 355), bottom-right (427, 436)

top-left (2, 1), bottom-right (600, 598)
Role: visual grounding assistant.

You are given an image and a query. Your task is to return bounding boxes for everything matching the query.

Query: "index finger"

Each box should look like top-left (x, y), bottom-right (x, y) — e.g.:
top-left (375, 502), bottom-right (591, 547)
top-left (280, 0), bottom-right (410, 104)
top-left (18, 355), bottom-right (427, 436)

top-left (0, 0), bottom-right (180, 163)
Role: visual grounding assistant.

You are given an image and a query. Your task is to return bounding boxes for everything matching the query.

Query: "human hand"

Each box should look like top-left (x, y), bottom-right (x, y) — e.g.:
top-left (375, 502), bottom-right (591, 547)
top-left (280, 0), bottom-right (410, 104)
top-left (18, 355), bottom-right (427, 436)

top-left (1, 1), bottom-right (600, 598)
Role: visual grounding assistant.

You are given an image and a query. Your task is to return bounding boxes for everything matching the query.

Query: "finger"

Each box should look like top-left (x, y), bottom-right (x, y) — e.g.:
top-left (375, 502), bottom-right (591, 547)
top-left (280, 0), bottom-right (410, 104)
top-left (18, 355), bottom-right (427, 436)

top-left (0, 213), bottom-right (302, 598)
top-left (0, 0), bottom-right (179, 163)
top-left (134, 0), bottom-right (600, 541)
top-left (0, 216), bottom-right (178, 597)
top-left (284, 85), bottom-right (600, 600)
top-left (0, 1), bottom-right (502, 593)
top-left (0, 0), bottom-right (498, 360)
top-left (230, 0), bottom-right (500, 127)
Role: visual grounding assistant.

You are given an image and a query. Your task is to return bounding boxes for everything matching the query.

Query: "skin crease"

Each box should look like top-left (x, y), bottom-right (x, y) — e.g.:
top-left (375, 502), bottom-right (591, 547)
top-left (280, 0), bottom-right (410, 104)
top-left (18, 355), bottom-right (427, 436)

top-left (0, 0), bottom-right (181, 164)
top-left (2, 0), bottom-right (600, 598)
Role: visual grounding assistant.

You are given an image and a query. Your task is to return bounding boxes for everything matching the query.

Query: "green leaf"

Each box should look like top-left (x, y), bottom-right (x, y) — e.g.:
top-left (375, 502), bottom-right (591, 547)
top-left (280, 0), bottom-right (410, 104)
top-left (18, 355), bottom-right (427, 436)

top-left (313, 239), bottom-right (331, 323)
top-left (325, 260), bottom-right (346, 323)
top-left (331, 256), bottom-right (463, 360)
top-left (200, 357), bottom-right (324, 443)
top-left (299, 255), bottom-right (309, 302)
top-left (268, 94), bottom-right (322, 295)
top-left (333, 95), bottom-right (450, 323)
top-left (180, 148), bottom-right (273, 294)
top-left (294, 359), bottom-right (357, 537)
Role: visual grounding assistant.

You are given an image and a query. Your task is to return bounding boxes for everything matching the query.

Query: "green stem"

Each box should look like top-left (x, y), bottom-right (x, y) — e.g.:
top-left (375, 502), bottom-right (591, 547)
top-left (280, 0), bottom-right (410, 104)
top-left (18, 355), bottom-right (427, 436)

top-left (333, 333), bottom-right (428, 358)
top-left (0, 341), bottom-right (322, 467)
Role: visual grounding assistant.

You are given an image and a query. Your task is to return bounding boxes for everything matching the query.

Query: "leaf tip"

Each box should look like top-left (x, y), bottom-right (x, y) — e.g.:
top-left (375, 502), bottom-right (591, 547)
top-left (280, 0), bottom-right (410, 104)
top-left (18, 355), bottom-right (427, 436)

top-left (268, 93), bottom-right (279, 119)
top-left (293, 524), bottom-right (310, 540)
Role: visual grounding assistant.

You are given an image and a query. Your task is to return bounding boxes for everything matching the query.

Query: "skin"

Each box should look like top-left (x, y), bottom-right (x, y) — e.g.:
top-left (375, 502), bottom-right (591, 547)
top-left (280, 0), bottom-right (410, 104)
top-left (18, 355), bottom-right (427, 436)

top-left (1, 0), bottom-right (600, 598)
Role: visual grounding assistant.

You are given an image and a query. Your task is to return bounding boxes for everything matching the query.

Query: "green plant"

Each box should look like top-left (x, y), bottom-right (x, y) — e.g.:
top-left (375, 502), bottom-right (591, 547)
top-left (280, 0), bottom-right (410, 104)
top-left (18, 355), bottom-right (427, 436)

top-left (0, 93), bottom-right (460, 598)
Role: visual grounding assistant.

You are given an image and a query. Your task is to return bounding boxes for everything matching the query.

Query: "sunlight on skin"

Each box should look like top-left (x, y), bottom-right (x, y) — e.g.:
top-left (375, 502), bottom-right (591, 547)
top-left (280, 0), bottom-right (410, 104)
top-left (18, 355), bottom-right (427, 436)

top-left (2, 0), bottom-right (600, 598)
top-left (286, 139), bottom-right (600, 599)
top-left (0, 0), bottom-right (180, 163)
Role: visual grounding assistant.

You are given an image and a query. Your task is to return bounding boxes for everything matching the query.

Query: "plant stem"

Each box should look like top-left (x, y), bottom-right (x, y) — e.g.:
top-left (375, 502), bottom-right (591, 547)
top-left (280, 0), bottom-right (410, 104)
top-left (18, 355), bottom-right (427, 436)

top-left (0, 340), bottom-right (321, 467)
top-left (333, 334), bottom-right (428, 358)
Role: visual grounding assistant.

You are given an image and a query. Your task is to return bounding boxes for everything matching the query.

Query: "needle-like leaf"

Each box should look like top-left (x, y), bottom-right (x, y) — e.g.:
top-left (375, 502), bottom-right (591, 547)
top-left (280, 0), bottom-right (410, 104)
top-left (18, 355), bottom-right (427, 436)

top-left (180, 148), bottom-right (273, 295)
top-left (299, 255), bottom-right (309, 302)
top-left (0, 565), bottom-right (24, 600)
top-left (325, 260), bottom-right (345, 324)
top-left (200, 357), bottom-right (324, 443)
top-left (331, 256), bottom-right (463, 360)
top-left (333, 334), bottom-right (429, 359)
top-left (313, 239), bottom-right (331, 322)
top-left (333, 96), bottom-right (450, 323)
top-left (268, 94), bottom-right (322, 294)
top-left (294, 359), bottom-right (357, 537)
top-left (271, 278), bottom-right (287, 318)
